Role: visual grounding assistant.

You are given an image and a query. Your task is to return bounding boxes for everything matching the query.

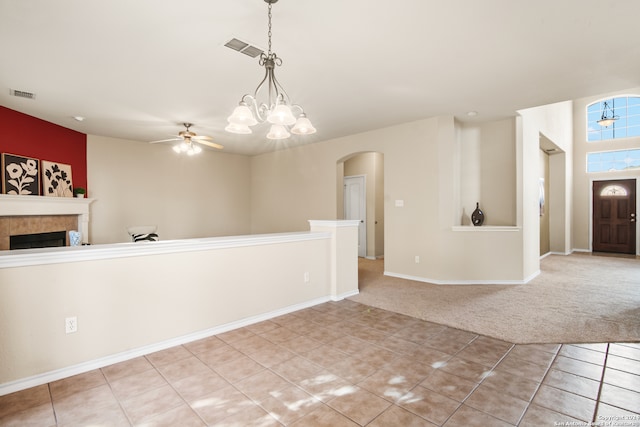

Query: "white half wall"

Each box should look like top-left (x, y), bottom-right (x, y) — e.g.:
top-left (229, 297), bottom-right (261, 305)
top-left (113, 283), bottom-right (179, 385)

top-left (0, 221), bottom-right (359, 395)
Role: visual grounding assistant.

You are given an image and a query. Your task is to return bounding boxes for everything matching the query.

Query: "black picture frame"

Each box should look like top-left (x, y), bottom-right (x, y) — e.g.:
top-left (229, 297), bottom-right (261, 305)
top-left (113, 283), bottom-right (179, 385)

top-left (42, 160), bottom-right (74, 197)
top-left (1, 153), bottom-right (41, 195)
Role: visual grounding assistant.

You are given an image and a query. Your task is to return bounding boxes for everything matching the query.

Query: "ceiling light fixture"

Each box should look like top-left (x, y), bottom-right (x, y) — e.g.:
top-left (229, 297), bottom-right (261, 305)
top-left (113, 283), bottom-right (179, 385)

top-left (225, 0), bottom-right (316, 140)
top-left (597, 101), bottom-right (618, 127)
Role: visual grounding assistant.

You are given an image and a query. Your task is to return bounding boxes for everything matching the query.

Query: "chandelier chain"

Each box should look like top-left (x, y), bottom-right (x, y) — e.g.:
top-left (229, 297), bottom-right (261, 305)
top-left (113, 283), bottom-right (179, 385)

top-left (267, 3), bottom-right (272, 55)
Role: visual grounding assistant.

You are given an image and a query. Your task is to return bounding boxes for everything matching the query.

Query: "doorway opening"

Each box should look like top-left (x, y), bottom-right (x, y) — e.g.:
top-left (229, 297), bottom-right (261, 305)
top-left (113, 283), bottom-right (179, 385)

top-left (539, 133), bottom-right (566, 256)
top-left (337, 152), bottom-right (384, 260)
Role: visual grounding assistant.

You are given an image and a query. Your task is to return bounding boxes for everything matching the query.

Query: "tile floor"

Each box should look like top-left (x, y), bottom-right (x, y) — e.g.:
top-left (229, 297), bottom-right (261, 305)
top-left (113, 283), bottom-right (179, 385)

top-left (1, 300), bottom-right (639, 426)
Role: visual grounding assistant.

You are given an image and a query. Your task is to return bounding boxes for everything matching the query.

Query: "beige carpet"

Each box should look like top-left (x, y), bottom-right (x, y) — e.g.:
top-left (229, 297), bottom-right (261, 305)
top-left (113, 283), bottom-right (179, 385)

top-left (349, 253), bottom-right (640, 344)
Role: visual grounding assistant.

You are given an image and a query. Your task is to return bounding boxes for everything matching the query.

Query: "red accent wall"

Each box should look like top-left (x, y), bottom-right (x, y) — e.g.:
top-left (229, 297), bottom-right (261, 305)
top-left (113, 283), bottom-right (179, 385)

top-left (0, 106), bottom-right (87, 195)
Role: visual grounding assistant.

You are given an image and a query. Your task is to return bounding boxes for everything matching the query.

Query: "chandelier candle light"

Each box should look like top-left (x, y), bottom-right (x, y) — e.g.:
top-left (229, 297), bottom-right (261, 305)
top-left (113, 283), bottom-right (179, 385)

top-left (226, 0), bottom-right (316, 140)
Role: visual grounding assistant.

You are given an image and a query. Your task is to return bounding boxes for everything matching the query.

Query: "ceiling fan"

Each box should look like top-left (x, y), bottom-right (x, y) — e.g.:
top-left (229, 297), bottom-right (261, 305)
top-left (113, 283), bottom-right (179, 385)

top-left (149, 123), bottom-right (223, 155)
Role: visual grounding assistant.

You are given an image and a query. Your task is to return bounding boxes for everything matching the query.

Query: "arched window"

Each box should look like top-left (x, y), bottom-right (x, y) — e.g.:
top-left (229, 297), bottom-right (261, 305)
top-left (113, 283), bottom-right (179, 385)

top-left (599, 185), bottom-right (628, 196)
top-left (587, 95), bottom-right (640, 141)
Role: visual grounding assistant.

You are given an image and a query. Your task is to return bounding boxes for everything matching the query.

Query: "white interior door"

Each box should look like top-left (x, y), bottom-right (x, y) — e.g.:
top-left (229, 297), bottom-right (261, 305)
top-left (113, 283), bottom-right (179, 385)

top-left (344, 175), bottom-right (366, 257)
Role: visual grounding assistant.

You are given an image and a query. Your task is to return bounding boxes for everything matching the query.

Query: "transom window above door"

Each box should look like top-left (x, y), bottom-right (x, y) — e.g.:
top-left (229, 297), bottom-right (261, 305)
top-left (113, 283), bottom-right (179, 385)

top-left (587, 95), bottom-right (640, 141)
top-left (599, 185), bottom-right (628, 196)
top-left (587, 149), bottom-right (640, 173)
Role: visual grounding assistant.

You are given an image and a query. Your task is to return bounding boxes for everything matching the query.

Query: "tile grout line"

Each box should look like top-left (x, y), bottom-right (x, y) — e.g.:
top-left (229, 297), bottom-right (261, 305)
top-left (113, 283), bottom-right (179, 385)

top-left (590, 343), bottom-right (610, 425)
top-left (512, 344), bottom-right (563, 426)
top-left (46, 383), bottom-right (59, 426)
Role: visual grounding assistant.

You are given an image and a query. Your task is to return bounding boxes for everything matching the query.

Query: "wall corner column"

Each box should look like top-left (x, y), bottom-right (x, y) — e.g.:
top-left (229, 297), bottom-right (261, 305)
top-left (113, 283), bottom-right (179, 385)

top-left (309, 220), bottom-right (360, 301)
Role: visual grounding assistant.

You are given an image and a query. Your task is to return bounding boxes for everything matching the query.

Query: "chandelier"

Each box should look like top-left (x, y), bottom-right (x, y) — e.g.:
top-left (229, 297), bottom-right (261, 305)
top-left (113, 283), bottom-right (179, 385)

top-left (597, 101), bottom-right (618, 127)
top-left (225, 0), bottom-right (316, 140)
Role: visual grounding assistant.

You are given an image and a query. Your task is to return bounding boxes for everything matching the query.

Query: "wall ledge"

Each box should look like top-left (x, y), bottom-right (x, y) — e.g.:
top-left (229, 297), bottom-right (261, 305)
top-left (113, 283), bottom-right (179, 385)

top-left (451, 226), bottom-right (521, 232)
top-left (0, 231), bottom-right (331, 269)
top-left (308, 219), bottom-right (361, 228)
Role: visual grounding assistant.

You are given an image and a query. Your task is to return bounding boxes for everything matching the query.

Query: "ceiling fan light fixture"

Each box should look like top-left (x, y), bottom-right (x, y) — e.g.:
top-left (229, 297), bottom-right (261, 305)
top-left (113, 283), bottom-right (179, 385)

top-left (151, 123), bottom-right (220, 155)
top-left (225, 0), bottom-right (315, 140)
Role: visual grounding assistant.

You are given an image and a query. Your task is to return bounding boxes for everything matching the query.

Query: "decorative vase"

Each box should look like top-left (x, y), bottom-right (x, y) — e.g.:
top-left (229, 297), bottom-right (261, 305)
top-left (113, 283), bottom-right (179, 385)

top-left (69, 230), bottom-right (82, 246)
top-left (471, 202), bottom-right (485, 226)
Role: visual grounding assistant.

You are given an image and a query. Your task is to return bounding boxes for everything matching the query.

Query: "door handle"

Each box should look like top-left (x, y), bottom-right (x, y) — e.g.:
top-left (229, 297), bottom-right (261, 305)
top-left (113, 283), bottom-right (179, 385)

top-left (631, 213), bottom-right (636, 222)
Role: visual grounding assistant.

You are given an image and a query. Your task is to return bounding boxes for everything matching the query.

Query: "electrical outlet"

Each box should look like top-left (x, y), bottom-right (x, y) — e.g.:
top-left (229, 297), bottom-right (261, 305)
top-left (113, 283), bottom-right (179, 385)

top-left (304, 272), bottom-right (310, 283)
top-left (415, 256), bottom-right (420, 264)
top-left (65, 316), bottom-right (77, 334)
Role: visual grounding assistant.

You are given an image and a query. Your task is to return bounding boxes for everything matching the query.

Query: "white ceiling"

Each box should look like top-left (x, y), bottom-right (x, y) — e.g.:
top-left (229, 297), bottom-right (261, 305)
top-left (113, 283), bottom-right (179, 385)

top-left (1, 0), bottom-right (639, 156)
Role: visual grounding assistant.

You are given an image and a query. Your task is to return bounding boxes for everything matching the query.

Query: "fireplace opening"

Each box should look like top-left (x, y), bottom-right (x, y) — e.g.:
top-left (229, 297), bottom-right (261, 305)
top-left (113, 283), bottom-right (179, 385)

top-left (10, 231), bottom-right (67, 250)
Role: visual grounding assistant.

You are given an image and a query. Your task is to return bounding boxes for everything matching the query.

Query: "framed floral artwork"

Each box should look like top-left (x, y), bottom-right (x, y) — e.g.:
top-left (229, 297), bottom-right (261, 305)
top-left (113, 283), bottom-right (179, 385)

top-left (42, 160), bottom-right (74, 197)
top-left (1, 153), bottom-right (41, 195)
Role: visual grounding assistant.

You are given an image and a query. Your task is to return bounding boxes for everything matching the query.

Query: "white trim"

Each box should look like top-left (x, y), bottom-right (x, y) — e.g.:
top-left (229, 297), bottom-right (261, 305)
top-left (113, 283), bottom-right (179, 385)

top-left (541, 251), bottom-right (572, 259)
top-left (451, 226), bottom-right (521, 232)
top-left (308, 220), bottom-right (360, 228)
top-left (384, 270), bottom-right (539, 285)
top-left (331, 289), bottom-right (359, 301)
top-left (0, 296), bottom-right (331, 396)
top-left (572, 248), bottom-right (591, 253)
top-left (0, 194), bottom-right (95, 215)
top-left (0, 231), bottom-right (331, 269)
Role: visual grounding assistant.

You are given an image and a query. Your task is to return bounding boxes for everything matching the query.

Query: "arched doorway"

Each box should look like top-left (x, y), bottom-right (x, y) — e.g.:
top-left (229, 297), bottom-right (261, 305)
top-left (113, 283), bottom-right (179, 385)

top-left (336, 152), bottom-right (385, 259)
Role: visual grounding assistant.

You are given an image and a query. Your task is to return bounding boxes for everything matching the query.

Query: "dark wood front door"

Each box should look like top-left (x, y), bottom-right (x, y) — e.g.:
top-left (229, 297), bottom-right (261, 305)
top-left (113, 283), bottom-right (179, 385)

top-left (593, 179), bottom-right (636, 254)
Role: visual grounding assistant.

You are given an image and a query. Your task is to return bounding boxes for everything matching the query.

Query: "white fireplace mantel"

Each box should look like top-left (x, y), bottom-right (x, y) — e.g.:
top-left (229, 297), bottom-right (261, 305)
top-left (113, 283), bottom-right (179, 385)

top-left (0, 194), bottom-right (95, 243)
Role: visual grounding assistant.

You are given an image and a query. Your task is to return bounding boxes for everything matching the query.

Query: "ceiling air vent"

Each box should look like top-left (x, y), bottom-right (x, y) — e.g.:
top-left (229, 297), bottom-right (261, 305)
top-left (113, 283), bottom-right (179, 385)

top-left (10, 89), bottom-right (36, 100)
top-left (224, 38), bottom-right (264, 58)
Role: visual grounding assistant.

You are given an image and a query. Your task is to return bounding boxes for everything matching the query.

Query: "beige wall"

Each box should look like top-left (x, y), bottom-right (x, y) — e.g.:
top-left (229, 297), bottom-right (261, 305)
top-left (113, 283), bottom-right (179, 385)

top-left (572, 88), bottom-right (640, 253)
top-left (87, 135), bottom-right (251, 244)
top-left (251, 116), bottom-right (531, 283)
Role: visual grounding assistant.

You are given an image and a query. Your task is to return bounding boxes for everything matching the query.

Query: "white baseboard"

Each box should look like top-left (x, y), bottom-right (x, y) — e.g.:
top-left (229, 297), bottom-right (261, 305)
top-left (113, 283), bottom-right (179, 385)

top-left (0, 296), bottom-right (331, 397)
top-left (331, 289), bottom-right (359, 301)
top-left (384, 271), bottom-right (537, 285)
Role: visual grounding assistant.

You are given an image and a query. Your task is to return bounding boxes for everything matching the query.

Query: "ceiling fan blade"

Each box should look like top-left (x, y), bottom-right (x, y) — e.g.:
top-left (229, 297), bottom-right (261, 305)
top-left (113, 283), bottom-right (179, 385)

top-left (192, 135), bottom-right (214, 141)
top-left (197, 140), bottom-right (224, 150)
top-left (149, 138), bottom-right (180, 144)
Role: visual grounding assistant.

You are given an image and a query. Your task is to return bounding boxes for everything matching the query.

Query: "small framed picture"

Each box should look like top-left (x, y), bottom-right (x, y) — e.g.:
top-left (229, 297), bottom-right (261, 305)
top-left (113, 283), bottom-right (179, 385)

top-left (1, 153), bottom-right (41, 195)
top-left (42, 160), bottom-right (74, 197)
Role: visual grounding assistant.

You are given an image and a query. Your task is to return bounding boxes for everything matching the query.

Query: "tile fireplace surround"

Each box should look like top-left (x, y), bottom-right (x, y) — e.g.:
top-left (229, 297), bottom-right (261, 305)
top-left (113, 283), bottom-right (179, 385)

top-left (0, 195), bottom-right (94, 250)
